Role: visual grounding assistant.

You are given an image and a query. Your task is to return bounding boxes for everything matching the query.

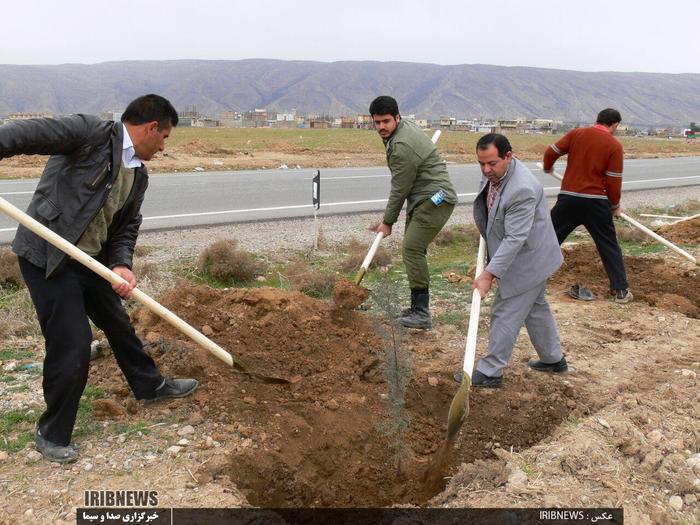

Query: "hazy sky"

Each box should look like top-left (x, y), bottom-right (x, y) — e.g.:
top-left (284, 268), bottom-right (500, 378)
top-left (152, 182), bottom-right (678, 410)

top-left (3, 0), bottom-right (698, 73)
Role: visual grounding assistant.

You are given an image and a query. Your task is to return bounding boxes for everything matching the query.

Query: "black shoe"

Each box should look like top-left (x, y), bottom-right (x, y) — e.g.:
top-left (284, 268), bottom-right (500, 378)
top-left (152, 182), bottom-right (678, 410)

top-left (143, 378), bottom-right (199, 404)
top-left (613, 289), bottom-right (633, 304)
top-left (528, 356), bottom-right (568, 374)
top-left (453, 370), bottom-right (503, 388)
top-left (35, 430), bottom-right (78, 464)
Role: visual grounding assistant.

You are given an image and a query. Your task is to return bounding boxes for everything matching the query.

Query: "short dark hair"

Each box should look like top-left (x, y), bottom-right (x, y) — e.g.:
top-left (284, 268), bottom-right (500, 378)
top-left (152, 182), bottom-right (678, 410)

top-left (476, 133), bottom-right (512, 158)
top-left (121, 94), bottom-right (178, 129)
top-left (369, 96), bottom-right (399, 117)
top-left (596, 108), bottom-right (622, 126)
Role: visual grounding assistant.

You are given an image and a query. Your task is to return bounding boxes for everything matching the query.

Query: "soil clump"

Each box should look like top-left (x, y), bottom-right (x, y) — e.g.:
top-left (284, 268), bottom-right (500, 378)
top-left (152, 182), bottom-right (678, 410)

top-left (331, 278), bottom-right (369, 310)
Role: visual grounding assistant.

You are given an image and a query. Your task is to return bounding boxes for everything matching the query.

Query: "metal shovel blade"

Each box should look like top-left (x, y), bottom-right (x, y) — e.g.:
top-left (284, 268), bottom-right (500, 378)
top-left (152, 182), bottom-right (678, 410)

top-left (446, 373), bottom-right (471, 441)
top-left (353, 267), bottom-right (367, 286)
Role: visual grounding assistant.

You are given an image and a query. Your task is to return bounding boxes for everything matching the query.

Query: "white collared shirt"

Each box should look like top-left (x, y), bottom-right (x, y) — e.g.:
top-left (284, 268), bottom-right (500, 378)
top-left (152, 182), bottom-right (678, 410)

top-left (122, 123), bottom-right (142, 168)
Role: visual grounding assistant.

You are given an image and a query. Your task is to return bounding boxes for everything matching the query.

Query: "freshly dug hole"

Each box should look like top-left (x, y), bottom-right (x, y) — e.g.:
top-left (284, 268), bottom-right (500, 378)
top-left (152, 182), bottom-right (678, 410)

top-left (92, 286), bottom-right (586, 507)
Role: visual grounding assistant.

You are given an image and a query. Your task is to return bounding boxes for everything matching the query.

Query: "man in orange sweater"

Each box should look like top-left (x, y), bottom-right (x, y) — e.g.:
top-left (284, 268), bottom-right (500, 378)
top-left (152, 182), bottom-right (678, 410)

top-left (542, 108), bottom-right (632, 303)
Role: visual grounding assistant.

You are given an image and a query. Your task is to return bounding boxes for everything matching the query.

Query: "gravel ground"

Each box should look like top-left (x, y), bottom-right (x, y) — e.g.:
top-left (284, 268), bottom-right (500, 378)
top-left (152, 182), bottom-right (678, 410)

top-left (138, 185), bottom-right (700, 261)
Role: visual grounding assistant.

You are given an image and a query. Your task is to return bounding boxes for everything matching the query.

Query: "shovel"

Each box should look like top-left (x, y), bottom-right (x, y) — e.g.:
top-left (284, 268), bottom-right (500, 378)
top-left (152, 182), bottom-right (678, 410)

top-left (353, 129), bottom-right (444, 286)
top-left (446, 235), bottom-right (487, 441)
top-left (0, 196), bottom-right (288, 384)
top-left (537, 163), bottom-right (699, 266)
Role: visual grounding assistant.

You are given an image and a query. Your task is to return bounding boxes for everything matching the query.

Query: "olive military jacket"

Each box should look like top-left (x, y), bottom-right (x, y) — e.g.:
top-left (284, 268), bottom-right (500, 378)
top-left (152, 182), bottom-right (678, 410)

top-left (382, 119), bottom-right (456, 225)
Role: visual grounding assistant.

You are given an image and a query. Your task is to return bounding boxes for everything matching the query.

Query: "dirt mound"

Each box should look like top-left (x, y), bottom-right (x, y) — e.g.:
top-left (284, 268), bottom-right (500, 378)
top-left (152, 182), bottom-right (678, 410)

top-left (84, 285), bottom-right (585, 507)
top-left (551, 243), bottom-right (700, 317)
top-left (331, 278), bottom-right (368, 309)
top-left (657, 216), bottom-right (700, 244)
top-left (175, 139), bottom-right (235, 156)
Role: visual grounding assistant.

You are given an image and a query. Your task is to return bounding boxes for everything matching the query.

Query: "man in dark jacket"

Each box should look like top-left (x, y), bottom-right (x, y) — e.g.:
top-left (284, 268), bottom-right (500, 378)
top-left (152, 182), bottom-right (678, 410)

top-left (371, 96), bottom-right (457, 329)
top-left (0, 94), bottom-right (197, 463)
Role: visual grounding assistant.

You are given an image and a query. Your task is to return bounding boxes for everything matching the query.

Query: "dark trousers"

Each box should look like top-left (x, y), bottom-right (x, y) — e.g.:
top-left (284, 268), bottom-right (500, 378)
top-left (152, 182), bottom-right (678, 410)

top-left (550, 194), bottom-right (628, 291)
top-left (19, 258), bottom-right (163, 446)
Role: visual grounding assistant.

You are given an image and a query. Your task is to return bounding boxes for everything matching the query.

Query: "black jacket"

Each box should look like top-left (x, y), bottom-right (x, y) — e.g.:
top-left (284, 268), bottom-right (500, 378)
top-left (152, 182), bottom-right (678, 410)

top-left (0, 114), bottom-right (148, 277)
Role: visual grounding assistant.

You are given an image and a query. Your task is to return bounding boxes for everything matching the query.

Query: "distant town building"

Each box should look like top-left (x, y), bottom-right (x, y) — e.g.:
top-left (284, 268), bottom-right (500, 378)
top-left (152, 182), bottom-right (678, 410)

top-left (219, 111), bottom-right (242, 128)
top-left (439, 116), bottom-right (456, 129)
top-left (7, 112), bottom-right (54, 120)
top-left (309, 118), bottom-right (330, 129)
top-left (356, 114), bottom-right (374, 130)
top-left (494, 119), bottom-right (521, 134)
top-left (192, 117), bottom-right (220, 128)
top-left (276, 111), bottom-right (296, 122)
top-left (242, 109), bottom-right (271, 128)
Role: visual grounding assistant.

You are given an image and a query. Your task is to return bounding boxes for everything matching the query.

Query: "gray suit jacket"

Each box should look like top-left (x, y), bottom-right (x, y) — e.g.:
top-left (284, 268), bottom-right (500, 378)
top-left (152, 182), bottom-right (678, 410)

top-left (473, 158), bottom-right (563, 299)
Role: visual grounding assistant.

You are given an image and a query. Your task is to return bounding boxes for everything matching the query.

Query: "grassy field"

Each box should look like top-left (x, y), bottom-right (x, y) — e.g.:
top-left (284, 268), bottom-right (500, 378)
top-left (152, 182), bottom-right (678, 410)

top-left (1, 126), bottom-right (699, 179)
top-left (166, 126), bottom-right (700, 157)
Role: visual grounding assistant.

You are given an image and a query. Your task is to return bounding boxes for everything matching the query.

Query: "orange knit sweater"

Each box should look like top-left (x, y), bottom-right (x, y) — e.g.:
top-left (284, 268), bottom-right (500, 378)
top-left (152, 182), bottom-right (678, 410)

top-left (542, 125), bottom-right (623, 208)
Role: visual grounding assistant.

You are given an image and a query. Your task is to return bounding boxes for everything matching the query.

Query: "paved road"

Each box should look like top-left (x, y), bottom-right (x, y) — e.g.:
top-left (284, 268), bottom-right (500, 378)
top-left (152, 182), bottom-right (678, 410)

top-left (1, 157), bottom-right (699, 244)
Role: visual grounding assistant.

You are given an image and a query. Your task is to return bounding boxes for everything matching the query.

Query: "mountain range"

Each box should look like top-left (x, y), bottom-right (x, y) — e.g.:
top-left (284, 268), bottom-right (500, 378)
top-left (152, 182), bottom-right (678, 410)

top-left (0, 59), bottom-right (698, 126)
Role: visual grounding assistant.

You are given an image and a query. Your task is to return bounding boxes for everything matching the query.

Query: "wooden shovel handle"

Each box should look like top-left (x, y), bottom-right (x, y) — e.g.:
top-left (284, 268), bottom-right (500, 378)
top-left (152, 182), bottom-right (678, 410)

top-left (461, 236), bottom-right (487, 377)
top-left (360, 232), bottom-right (385, 270)
top-left (0, 196), bottom-right (236, 367)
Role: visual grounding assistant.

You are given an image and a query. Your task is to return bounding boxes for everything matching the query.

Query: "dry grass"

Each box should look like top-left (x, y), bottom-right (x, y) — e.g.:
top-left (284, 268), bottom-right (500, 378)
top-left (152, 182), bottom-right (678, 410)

top-left (197, 239), bottom-right (266, 284)
top-left (434, 224), bottom-right (480, 247)
top-left (615, 223), bottom-right (650, 244)
top-left (0, 288), bottom-right (39, 338)
top-left (0, 249), bottom-right (23, 287)
top-left (134, 244), bottom-right (158, 257)
top-left (133, 260), bottom-right (161, 282)
top-left (666, 199), bottom-right (700, 216)
top-left (282, 260), bottom-right (337, 297)
top-left (339, 238), bottom-right (392, 273)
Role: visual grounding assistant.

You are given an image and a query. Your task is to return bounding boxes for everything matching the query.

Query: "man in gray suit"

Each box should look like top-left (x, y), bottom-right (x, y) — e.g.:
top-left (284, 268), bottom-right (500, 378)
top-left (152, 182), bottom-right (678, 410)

top-left (455, 134), bottom-right (568, 388)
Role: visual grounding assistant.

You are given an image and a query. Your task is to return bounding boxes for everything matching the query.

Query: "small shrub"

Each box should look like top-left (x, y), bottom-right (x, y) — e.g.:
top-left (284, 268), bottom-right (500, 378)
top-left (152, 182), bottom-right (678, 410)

top-left (283, 260), bottom-right (337, 298)
top-left (133, 260), bottom-right (161, 282)
top-left (667, 199), bottom-right (700, 216)
top-left (0, 249), bottom-right (23, 287)
top-left (615, 223), bottom-right (649, 244)
top-left (372, 273), bottom-right (411, 475)
top-left (339, 238), bottom-right (392, 273)
top-left (313, 225), bottom-right (328, 250)
top-left (197, 239), bottom-right (266, 284)
top-left (133, 244), bottom-right (157, 257)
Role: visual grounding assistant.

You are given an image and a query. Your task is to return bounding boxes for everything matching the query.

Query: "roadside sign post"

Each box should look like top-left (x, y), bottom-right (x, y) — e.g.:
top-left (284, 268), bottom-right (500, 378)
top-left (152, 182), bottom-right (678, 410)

top-left (312, 170), bottom-right (320, 250)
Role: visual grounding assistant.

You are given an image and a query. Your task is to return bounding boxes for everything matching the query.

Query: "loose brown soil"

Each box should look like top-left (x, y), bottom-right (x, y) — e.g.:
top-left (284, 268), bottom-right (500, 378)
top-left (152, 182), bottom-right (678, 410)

top-left (331, 278), bottom-right (369, 310)
top-left (657, 216), bottom-right (700, 244)
top-left (1, 240), bottom-right (699, 522)
top-left (83, 286), bottom-right (580, 507)
top-left (551, 243), bottom-right (700, 317)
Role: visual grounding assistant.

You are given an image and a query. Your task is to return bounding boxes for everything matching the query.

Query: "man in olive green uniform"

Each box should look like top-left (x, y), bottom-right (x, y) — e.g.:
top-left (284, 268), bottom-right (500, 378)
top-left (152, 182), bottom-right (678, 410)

top-left (371, 96), bottom-right (457, 329)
